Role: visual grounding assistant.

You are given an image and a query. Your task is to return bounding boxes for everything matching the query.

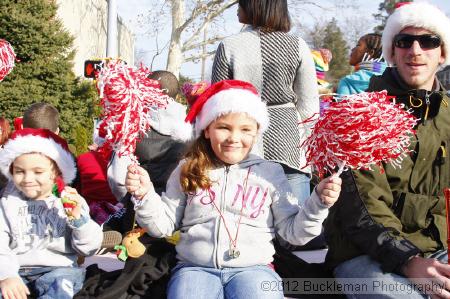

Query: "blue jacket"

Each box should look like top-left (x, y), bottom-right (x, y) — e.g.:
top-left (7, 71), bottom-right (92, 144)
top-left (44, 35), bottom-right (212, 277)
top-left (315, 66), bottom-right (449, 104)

top-left (337, 61), bottom-right (387, 96)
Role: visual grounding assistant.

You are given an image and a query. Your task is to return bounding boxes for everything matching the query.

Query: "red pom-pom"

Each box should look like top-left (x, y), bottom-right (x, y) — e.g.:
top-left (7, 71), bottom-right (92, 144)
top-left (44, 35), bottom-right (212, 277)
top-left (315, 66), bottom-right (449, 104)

top-left (0, 39), bottom-right (16, 82)
top-left (96, 60), bottom-right (170, 162)
top-left (301, 91), bottom-right (418, 177)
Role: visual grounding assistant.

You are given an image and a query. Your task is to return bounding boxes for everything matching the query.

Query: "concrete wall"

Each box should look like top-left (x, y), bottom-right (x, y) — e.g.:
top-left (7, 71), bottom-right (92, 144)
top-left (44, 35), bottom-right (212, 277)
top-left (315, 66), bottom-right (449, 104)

top-left (56, 0), bottom-right (134, 77)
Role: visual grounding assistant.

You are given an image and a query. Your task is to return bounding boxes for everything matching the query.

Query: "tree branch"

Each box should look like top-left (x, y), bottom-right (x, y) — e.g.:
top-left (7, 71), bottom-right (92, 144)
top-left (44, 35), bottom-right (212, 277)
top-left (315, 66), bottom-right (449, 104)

top-left (179, 0), bottom-right (237, 34)
top-left (182, 36), bottom-right (224, 52)
top-left (184, 50), bottom-right (217, 62)
top-left (183, 0), bottom-right (237, 49)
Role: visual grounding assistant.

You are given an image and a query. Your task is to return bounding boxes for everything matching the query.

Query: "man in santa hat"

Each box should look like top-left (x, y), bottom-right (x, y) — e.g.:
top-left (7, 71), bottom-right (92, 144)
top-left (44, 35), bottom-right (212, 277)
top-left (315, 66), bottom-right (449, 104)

top-left (325, 2), bottom-right (450, 298)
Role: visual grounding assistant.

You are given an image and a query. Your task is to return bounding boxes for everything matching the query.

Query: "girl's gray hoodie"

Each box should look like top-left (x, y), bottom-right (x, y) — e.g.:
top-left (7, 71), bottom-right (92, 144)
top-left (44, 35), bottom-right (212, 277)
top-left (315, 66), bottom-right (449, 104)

top-left (135, 154), bottom-right (329, 268)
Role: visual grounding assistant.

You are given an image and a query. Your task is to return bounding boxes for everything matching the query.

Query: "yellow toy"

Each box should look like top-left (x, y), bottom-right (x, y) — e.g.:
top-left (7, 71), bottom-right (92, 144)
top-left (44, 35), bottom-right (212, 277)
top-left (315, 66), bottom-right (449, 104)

top-left (115, 228), bottom-right (146, 261)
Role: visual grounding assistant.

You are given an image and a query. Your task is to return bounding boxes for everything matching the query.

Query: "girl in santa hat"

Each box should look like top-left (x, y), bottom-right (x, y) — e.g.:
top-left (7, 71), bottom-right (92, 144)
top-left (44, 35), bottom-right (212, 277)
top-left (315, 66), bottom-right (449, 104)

top-left (125, 80), bottom-right (341, 299)
top-left (0, 128), bottom-right (102, 299)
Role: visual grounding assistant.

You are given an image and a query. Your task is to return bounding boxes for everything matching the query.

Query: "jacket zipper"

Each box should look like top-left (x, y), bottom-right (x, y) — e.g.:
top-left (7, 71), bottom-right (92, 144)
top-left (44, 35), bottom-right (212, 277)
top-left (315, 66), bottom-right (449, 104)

top-left (215, 166), bottom-right (230, 268)
top-left (423, 92), bottom-right (430, 125)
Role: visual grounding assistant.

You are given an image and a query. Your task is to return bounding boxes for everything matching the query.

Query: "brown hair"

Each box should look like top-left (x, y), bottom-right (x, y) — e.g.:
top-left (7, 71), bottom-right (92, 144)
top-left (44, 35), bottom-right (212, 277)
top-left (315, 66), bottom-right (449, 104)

top-left (180, 134), bottom-right (219, 193)
top-left (23, 102), bottom-right (59, 133)
top-left (0, 117), bottom-right (11, 145)
top-left (148, 70), bottom-right (179, 99)
top-left (238, 0), bottom-right (291, 32)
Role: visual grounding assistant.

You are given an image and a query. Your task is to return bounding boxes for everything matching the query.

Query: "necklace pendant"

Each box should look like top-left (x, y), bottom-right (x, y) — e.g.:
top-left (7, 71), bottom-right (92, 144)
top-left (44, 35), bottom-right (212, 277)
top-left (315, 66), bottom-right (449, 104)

top-left (229, 245), bottom-right (240, 259)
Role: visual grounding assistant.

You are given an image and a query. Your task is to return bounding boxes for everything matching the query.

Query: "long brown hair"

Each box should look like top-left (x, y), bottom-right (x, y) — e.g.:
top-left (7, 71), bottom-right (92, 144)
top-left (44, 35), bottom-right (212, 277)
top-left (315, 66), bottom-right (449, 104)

top-left (180, 134), bottom-right (219, 193)
top-left (238, 0), bottom-right (291, 32)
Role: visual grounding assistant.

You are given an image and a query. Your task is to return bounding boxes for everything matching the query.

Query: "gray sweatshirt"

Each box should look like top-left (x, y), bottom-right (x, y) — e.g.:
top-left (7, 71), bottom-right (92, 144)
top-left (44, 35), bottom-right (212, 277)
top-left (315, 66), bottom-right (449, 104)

top-left (135, 154), bottom-right (329, 269)
top-left (0, 182), bottom-right (102, 280)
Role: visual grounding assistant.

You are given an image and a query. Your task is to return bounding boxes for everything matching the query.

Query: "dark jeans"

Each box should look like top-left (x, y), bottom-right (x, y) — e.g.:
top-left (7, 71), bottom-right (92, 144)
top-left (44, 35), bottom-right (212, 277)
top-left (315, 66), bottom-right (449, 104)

top-left (0, 266), bottom-right (85, 299)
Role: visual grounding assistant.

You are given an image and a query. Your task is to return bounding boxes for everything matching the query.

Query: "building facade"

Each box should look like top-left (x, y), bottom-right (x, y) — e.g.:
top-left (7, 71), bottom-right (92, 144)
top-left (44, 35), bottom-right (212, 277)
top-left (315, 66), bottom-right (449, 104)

top-left (56, 0), bottom-right (134, 77)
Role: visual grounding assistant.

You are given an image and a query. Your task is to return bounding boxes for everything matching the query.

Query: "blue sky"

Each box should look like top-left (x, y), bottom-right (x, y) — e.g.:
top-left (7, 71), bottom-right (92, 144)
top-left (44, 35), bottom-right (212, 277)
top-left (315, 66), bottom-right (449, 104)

top-left (118, 0), bottom-right (450, 80)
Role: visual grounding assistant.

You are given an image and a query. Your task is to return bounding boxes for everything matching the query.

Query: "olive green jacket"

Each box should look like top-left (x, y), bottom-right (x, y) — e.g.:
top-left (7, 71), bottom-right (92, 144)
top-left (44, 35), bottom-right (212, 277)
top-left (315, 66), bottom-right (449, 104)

top-left (325, 68), bottom-right (450, 273)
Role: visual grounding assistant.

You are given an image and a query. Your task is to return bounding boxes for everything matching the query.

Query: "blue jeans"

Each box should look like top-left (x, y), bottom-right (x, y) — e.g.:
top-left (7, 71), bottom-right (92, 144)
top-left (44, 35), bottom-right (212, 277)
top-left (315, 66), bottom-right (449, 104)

top-left (282, 165), bottom-right (311, 205)
top-left (0, 266), bottom-right (85, 299)
top-left (334, 251), bottom-right (448, 299)
top-left (167, 264), bottom-right (284, 299)
top-left (281, 166), bottom-right (326, 249)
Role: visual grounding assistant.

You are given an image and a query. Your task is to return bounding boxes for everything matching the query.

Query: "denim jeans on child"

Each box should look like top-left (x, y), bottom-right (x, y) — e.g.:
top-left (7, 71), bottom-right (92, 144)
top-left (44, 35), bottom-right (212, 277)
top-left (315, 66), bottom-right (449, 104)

top-left (280, 165), bottom-right (327, 250)
top-left (0, 266), bottom-right (85, 299)
top-left (334, 250), bottom-right (448, 299)
top-left (282, 165), bottom-right (311, 205)
top-left (167, 264), bottom-right (284, 299)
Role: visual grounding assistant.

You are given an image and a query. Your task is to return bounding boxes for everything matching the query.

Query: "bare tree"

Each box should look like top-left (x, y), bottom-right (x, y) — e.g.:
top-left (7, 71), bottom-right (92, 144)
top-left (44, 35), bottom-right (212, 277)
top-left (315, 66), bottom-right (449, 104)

top-left (139, 0), bottom-right (362, 78)
top-left (138, 0), bottom-right (237, 78)
top-left (295, 0), bottom-right (375, 48)
top-left (341, 16), bottom-right (374, 47)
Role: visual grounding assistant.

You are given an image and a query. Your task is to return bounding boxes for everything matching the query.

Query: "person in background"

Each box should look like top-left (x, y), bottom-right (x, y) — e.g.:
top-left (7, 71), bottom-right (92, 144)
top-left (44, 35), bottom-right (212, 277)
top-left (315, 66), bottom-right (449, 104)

top-left (211, 0), bottom-right (319, 209)
top-left (104, 70), bottom-right (191, 235)
top-left (0, 118), bottom-right (10, 147)
top-left (22, 102), bottom-right (60, 134)
top-left (0, 128), bottom-right (102, 299)
top-left (0, 117), bottom-right (11, 191)
top-left (337, 33), bottom-right (387, 96)
top-left (76, 133), bottom-right (118, 225)
top-left (107, 70), bottom-right (190, 201)
top-left (125, 80), bottom-right (341, 299)
top-left (311, 48), bottom-right (335, 118)
top-left (325, 2), bottom-right (450, 298)
top-left (311, 48), bottom-right (333, 95)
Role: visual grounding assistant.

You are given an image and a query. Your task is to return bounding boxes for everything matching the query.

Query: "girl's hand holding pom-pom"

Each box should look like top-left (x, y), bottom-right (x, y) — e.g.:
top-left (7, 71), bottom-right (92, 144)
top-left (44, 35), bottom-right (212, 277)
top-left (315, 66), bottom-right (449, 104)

top-left (316, 176), bottom-right (342, 207)
top-left (125, 165), bottom-right (153, 200)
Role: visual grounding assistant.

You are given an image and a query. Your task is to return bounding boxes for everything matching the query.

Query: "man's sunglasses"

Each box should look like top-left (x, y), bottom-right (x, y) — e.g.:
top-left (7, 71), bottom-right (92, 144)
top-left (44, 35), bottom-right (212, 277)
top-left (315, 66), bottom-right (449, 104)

top-left (394, 34), bottom-right (442, 50)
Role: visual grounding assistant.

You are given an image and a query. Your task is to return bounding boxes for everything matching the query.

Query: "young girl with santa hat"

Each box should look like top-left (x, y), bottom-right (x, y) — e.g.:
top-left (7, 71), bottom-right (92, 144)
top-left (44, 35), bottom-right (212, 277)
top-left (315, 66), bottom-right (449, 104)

top-left (125, 80), bottom-right (342, 299)
top-left (0, 128), bottom-right (102, 299)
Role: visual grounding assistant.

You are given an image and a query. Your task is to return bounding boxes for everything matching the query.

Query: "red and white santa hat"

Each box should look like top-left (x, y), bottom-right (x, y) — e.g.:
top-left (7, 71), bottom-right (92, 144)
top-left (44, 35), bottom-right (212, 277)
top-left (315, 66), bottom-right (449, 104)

top-left (185, 80), bottom-right (269, 137)
top-left (382, 2), bottom-right (450, 67)
top-left (0, 128), bottom-right (76, 184)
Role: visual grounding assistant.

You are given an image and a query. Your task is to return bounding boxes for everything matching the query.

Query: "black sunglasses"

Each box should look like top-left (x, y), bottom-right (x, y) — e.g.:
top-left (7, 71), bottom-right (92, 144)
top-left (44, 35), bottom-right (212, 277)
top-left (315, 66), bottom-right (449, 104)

top-left (394, 34), bottom-right (442, 50)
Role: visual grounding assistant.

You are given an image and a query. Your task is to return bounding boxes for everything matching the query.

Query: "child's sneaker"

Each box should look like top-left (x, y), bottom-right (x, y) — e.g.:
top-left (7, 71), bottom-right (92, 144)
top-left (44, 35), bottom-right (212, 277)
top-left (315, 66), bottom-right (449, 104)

top-left (96, 230), bottom-right (122, 255)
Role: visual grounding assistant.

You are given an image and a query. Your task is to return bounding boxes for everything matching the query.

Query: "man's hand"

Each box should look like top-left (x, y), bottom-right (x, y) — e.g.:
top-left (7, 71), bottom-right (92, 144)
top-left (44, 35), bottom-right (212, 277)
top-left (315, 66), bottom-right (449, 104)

top-left (403, 256), bottom-right (450, 298)
top-left (0, 277), bottom-right (30, 299)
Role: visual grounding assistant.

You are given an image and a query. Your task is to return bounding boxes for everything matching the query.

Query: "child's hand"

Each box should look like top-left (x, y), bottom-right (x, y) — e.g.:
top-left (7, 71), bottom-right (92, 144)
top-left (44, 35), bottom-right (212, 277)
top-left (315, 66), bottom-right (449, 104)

top-left (61, 186), bottom-right (82, 219)
top-left (316, 175), bottom-right (342, 207)
top-left (0, 277), bottom-right (30, 299)
top-left (125, 165), bottom-right (152, 200)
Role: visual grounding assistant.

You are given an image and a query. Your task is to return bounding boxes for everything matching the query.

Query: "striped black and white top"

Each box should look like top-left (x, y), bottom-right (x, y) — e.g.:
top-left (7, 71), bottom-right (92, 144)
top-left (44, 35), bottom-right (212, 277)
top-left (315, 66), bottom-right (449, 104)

top-left (211, 27), bottom-right (319, 172)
